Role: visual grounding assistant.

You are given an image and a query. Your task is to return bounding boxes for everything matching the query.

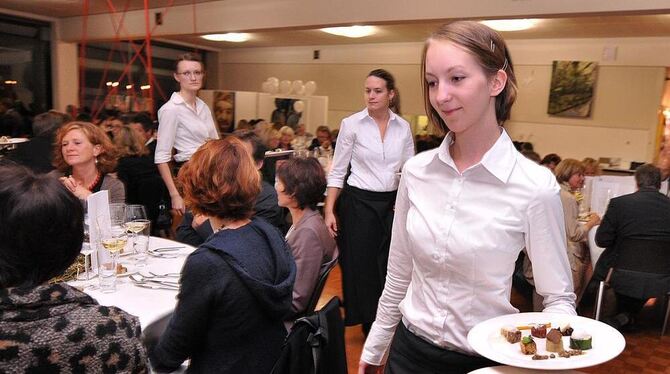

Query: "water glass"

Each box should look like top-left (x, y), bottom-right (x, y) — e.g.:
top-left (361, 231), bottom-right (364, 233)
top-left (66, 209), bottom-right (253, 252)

top-left (131, 219), bottom-right (151, 267)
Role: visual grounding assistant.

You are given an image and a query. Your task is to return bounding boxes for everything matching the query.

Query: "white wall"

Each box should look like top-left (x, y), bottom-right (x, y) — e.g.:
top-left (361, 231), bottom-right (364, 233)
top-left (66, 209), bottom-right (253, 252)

top-left (218, 37), bottom-right (668, 162)
top-left (54, 0), bottom-right (670, 41)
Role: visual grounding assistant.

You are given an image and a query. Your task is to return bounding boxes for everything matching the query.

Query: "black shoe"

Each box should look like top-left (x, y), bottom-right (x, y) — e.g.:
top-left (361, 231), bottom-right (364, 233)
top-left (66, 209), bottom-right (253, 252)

top-left (603, 313), bottom-right (630, 331)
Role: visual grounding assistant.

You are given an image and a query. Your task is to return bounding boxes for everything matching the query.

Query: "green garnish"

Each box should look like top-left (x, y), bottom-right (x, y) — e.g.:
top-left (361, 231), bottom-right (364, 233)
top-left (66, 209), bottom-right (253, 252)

top-left (521, 336), bottom-right (533, 344)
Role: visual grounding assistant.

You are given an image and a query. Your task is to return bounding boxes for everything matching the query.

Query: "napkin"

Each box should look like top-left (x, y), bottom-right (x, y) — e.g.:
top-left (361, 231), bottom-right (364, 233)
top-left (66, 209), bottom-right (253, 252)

top-left (87, 190), bottom-right (112, 268)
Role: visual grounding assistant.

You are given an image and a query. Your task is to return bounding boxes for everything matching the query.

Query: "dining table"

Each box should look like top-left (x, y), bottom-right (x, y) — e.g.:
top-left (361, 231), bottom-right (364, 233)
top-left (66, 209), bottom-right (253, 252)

top-left (70, 236), bottom-right (195, 328)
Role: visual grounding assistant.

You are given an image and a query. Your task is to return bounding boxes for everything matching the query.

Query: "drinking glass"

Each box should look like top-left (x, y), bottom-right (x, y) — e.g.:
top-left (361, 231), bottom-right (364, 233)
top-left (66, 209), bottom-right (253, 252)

top-left (130, 219), bottom-right (151, 267)
top-left (124, 205), bottom-right (147, 255)
top-left (98, 231), bottom-right (128, 293)
top-left (109, 203), bottom-right (126, 237)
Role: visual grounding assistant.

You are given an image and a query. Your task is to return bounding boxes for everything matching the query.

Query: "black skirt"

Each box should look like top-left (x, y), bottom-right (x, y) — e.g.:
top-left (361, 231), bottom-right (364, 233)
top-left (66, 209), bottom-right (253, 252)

top-left (336, 184), bottom-right (396, 325)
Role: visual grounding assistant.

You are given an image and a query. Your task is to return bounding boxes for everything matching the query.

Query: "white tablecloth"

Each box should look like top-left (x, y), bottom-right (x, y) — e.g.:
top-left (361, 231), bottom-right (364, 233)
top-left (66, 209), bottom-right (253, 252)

top-left (71, 236), bottom-right (195, 328)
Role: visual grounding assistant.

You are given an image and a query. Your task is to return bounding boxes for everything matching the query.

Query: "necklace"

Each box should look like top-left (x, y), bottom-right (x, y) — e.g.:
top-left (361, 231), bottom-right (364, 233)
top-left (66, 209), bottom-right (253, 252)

top-left (86, 172), bottom-right (102, 191)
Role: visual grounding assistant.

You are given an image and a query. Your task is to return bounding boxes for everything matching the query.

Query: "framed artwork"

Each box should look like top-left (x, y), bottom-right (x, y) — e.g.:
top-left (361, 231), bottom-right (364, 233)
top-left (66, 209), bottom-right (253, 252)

top-left (548, 61), bottom-right (598, 117)
top-left (213, 91), bottom-right (235, 134)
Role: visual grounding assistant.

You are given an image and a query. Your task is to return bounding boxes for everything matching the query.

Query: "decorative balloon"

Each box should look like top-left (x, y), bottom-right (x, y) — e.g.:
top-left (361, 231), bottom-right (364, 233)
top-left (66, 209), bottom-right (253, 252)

top-left (267, 77), bottom-right (279, 86)
top-left (268, 80), bottom-right (279, 94)
top-left (304, 81), bottom-right (317, 95)
top-left (279, 80), bottom-right (291, 95)
top-left (291, 80), bottom-right (304, 95)
top-left (293, 100), bottom-right (305, 113)
top-left (261, 81), bottom-right (270, 93)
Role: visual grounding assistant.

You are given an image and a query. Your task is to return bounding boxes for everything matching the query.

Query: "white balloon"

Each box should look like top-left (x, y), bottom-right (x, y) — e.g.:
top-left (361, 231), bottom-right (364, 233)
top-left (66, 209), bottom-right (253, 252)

top-left (304, 81), bottom-right (317, 95)
top-left (293, 100), bottom-right (305, 113)
top-left (279, 80), bottom-right (291, 95)
top-left (291, 80), bottom-right (304, 94)
top-left (261, 81), bottom-right (270, 93)
top-left (268, 79), bottom-right (279, 94)
top-left (267, 77), bottom-right (279, 86)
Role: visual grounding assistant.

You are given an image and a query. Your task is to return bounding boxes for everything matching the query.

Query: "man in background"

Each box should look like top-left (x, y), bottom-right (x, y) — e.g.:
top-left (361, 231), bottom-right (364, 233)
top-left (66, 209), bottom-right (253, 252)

top-left (594, 163), bottom-right (670, 329)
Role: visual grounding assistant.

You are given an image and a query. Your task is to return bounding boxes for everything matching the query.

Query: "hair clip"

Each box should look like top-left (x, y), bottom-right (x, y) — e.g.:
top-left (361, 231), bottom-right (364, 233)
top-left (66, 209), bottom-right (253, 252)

top-left (490, 40), bottom-right (496, 53)
top-left (502, 58), bottom-right (509, 71)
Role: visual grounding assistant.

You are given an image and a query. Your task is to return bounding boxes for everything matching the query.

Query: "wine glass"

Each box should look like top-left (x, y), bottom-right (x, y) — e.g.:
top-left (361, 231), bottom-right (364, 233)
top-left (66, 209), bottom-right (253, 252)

top-left (99, 231), bottom-right (128, 293)
top-left (124, 205), bottom-right (147, 257)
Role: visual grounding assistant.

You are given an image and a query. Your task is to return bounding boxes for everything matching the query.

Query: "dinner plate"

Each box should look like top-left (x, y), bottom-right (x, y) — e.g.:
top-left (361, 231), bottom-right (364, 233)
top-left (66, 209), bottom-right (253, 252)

top-left (0, 137), bottom-right (29, 145)
top-left (467, 312), bottom-right (625, 370)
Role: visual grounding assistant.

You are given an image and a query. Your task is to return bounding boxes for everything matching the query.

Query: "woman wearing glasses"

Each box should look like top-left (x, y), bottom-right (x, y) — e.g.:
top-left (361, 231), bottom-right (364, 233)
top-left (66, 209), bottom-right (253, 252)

top-left (155, 53), bottom-right (219, 215)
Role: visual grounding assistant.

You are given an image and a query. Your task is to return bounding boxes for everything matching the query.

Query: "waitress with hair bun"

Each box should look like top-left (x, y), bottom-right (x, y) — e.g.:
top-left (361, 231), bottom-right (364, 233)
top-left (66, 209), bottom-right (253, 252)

top-left (324, 68), bottom-right (415, 336)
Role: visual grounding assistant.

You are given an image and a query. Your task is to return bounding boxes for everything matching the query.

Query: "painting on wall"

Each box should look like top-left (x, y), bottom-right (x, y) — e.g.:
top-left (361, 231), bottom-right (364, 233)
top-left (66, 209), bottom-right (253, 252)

top-left (547, 61), bottom-right (598, 117)
top-left (213, 91), bottom-right (235, 134)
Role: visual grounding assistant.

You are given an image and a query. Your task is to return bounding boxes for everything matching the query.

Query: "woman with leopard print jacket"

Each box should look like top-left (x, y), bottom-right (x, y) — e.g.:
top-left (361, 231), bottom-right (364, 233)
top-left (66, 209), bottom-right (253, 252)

top-left (0, 164), bottom-right (148, 373)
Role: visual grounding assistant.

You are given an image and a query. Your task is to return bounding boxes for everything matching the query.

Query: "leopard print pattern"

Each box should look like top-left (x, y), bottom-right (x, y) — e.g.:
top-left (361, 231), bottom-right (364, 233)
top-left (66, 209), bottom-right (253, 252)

top-left (0, 283), bottom-right (147, 373)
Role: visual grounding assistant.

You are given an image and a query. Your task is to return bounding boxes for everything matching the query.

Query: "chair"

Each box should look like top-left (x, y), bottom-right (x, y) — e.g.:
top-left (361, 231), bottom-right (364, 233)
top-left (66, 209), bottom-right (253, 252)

top-left (303, 258), bottom-right (338, 315)
top-left (594, 238), bottom-right (670, 335)
top-left (271, 296), bottom-right (347, 374)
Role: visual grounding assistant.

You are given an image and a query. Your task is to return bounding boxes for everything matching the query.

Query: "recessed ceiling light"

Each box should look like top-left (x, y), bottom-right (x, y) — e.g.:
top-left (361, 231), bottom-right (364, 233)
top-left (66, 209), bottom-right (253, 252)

top-left (480, 19), bottom-right (539, 31)
top-left (320, 26), bottom-right (376, 38)
top-left (201, 33), bottom-right (250, 42)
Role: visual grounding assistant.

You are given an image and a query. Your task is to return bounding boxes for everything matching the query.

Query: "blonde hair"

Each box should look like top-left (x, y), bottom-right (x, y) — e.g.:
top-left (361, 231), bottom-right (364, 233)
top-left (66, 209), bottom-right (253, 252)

top-left (555, 159), bottom-right (585, 184)
top-left (114, 126), bottom-right (149, 158)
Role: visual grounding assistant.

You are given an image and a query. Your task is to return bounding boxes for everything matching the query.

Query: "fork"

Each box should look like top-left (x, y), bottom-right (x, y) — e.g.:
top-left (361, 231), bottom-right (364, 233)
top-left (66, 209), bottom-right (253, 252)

top-left (130, 275), bottom-right (179, 287)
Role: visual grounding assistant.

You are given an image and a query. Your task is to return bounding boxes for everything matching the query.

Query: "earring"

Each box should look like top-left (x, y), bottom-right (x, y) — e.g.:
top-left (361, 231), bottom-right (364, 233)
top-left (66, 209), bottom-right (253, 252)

top-left (95, 156), bottom-right (98, 165)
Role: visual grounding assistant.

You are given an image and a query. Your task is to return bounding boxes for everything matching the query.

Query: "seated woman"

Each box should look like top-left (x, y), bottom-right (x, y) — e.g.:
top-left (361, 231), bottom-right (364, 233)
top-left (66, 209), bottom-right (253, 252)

top-left (275, 157), bottom-right (338, 317)
top-left (0, 164), bottom-right (146, 372)
top-left (150, 137), bottom-right (296, 373)
top-left (51, 121), bottom-right (125, 204)
top-left (278, 126), bottom-right (295, 150)
top-left (555, 159), bottom-right (601, 299)
top-left (115, 125), bottom-right (168, 233)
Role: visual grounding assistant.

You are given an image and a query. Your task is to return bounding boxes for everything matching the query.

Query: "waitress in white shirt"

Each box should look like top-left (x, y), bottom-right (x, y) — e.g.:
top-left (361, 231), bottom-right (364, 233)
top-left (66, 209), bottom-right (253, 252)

top-left (324, 69), bottom-right (415, 335)
top-left (359, 22), bottom-right (576, 374)
top-left (155, 53), bottom-right (219, 215)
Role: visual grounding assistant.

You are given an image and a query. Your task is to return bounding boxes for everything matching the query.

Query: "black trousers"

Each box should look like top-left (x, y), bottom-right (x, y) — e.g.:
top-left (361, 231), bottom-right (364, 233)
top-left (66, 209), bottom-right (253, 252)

top-left (336, 185), bottom-right (396, 326)
top-left (386, 323), bottom-right (496, 374)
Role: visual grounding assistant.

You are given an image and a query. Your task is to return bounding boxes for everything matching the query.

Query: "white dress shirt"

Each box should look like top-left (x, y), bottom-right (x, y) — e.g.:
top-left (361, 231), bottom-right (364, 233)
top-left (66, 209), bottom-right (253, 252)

top-left (155, 92), bottom-right (219, 164)
top-left (327, 108), bottom-right (414, 192)
top-left (361, 130), bottom-right (576, 365)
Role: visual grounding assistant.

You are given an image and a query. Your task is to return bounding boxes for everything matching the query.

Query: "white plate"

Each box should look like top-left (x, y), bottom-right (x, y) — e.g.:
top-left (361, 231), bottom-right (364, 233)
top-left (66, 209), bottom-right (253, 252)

top-left (0, 137), bottom-right (29, 145)
top-left (467, 312), bottom-right (625, 370)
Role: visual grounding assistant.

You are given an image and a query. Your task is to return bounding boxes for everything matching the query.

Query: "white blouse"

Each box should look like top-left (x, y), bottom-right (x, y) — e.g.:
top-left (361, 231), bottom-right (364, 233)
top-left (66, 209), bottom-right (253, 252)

top-left (327, 108), bottom-right (414, 192)
top-left (155, 92), bottom-right (219, 164)
top-left (361, 130), bottom-right (576, 365)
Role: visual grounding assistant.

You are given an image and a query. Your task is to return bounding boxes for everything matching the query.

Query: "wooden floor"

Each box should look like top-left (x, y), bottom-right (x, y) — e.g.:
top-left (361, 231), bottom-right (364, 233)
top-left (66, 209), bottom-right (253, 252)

top-left (316, 265), bottom-right (670, 374)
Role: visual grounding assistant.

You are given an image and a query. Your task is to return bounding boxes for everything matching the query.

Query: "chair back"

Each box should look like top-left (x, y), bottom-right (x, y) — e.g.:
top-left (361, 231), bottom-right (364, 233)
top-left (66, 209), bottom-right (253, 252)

top-left (615, 238), bottom-right (670, 275)
top-left (271, 297), bottom-right (347, 374)
top-left (304, 258), bottom-right (338, 315)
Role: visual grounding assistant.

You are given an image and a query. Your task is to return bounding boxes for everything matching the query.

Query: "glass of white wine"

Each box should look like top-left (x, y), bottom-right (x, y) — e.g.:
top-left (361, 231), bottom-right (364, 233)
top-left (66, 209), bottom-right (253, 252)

top-left (98, 232), bottom-right (128, 293)
top-left (126, 219), bottom-right (151, 266)
top-left (124, 205), bottom-right (147, 255)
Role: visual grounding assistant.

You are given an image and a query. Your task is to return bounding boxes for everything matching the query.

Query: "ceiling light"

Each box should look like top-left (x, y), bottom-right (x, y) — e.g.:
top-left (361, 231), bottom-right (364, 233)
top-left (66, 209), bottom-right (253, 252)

top-left (320, 26), bottom-right (376, 38)
top-left (480, 19), bottom-right (539, 31)
top-left (201, 33), bottom-right (250, 42)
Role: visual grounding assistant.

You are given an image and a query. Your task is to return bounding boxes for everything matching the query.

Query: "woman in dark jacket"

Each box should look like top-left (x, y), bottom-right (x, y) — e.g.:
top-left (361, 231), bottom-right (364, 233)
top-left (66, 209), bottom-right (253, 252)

top-left (0, 164), bottom-right (147, 373)
top-left (149, 137), bottom-right (296, 373)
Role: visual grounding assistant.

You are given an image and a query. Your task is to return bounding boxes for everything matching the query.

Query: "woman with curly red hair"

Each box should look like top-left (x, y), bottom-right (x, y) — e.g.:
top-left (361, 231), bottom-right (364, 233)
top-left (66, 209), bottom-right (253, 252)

top-left (51, 121), bottom-right (125, 204)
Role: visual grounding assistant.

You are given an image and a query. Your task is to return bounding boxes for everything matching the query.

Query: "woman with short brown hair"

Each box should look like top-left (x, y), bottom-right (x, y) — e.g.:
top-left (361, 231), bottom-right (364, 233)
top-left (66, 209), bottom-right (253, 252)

top-left (555, 158), bottom-right (601, 299)
top-left (150, 137), bottom-right (296, 373)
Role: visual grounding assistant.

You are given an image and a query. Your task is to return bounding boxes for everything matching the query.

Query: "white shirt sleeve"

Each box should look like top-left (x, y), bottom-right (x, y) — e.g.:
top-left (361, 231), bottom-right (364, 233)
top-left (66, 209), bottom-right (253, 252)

top-left (327, 120), bottom-right (354, 189)
top-left (360, 174), bottom-right (414, 365)
top-left (525, 182), bottom-right (577, 315)
top-left (155, 107), bottom-right (178, 164)
top-left (401, 125), bottom-right (416, 167)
